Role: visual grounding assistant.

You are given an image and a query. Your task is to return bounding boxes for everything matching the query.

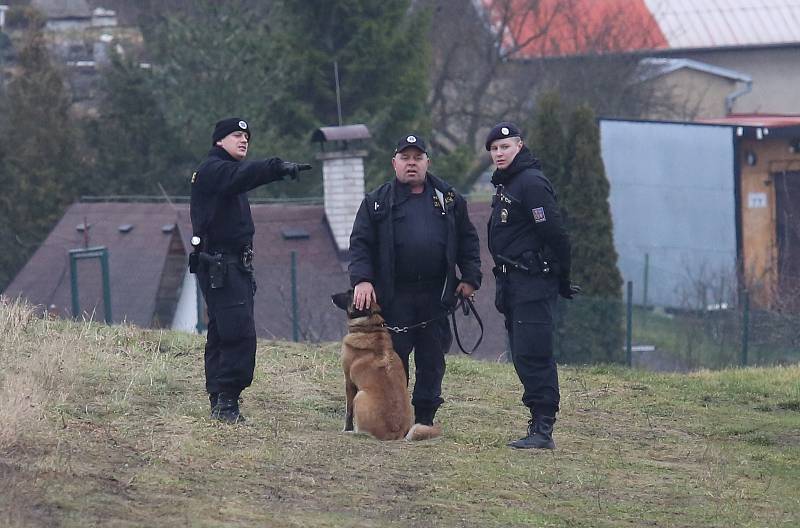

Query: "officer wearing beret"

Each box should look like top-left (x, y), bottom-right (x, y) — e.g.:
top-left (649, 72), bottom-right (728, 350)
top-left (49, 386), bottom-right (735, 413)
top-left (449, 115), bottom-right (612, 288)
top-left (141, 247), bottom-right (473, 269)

top-left (486, 121), bottom-right (579, 449)
top-left (190, 117), bottom-right (310, 423)
top-left (349, 134), bottom-right (482, 428)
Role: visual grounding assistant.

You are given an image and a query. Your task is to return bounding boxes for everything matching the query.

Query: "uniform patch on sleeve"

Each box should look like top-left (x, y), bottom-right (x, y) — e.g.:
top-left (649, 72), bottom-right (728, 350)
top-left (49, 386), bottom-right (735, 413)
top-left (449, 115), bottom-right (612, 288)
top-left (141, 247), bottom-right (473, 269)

top-left (191, 171), bottom-right (198, 184)
top-left (532, 207), bottom-right (546, 223)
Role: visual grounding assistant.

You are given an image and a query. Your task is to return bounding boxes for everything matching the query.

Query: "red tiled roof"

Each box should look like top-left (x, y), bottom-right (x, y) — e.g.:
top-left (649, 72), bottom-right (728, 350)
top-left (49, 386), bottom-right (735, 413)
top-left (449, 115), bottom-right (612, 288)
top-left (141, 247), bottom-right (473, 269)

top-left (483, 0), bottom-right (800, 59)
top-left (484, 0), bottom-right (667, 58)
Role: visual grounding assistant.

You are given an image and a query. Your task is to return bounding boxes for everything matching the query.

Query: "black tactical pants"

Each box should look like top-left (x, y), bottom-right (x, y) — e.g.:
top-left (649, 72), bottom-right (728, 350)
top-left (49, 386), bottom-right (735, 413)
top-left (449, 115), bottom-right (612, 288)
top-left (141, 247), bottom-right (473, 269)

top-left (504, 295), bottom-right (560, 417)
top-left (383, 285), bottom-right (452, 412)
top-left (197, 261), bottom-right (257, 395)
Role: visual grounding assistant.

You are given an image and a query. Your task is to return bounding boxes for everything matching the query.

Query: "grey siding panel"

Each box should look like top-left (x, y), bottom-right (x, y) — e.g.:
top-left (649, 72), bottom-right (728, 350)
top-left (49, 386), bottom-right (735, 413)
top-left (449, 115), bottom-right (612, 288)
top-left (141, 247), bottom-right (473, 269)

top-left (600, 120), bottom-right (737, 308)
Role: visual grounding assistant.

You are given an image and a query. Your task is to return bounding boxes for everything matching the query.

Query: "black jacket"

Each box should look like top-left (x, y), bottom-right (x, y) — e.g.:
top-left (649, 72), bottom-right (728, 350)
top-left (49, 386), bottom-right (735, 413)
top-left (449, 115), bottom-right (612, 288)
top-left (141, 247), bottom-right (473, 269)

top-left (488, 146), bottom-right (571, 303)
top-left (349, 172), bottom-right (482, 308)
top-left (190, 146), bottom-right (283, 250)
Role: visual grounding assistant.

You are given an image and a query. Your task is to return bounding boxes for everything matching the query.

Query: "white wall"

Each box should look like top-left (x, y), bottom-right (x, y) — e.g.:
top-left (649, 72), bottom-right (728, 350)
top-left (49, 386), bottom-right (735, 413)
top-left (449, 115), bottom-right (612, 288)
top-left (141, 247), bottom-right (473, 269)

top-left (320, 151), bottom-right (366, 252)
top-left (171, 269), bottom-right (200, 333)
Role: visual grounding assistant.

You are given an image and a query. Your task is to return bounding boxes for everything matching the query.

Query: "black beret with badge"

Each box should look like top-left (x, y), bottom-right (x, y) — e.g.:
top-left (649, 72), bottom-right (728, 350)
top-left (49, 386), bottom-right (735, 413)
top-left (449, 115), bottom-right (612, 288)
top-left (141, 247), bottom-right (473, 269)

top-left (394, 133), bottom-right (428, 155)
top-left (212, 117), bottom-right (250, 145)
top-left (485, 121), bottom-right (522, 150)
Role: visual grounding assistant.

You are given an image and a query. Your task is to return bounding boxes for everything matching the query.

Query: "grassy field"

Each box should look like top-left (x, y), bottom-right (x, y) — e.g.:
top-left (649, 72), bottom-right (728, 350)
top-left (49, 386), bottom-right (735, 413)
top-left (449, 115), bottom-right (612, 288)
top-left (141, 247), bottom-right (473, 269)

top-left (1, 298), bottom-right (799, 527)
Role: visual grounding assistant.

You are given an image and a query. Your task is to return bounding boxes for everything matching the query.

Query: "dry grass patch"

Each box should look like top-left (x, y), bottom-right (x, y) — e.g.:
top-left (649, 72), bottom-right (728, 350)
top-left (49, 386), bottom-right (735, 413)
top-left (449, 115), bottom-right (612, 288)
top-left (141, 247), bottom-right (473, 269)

top-left (1, 298), bottom-right (799, 527)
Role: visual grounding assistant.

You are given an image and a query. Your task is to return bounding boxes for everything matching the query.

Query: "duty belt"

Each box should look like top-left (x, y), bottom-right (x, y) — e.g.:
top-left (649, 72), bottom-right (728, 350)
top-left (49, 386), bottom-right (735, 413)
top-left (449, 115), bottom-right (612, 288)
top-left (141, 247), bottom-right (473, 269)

top-left (202, 245), bottom-right (254, 268)
top-left (493, 254), bottom-right (530, 275)
top-left (493, 253), bottom-right (550, 276)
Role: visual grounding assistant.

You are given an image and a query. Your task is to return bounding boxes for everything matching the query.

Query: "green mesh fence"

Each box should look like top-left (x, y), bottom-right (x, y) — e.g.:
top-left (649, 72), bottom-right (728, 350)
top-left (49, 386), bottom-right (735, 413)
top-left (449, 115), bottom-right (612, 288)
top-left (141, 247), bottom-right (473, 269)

top-left (554, 294), bottom-right (625, 365)
top-left (550, 292), bottom-right (800, 370)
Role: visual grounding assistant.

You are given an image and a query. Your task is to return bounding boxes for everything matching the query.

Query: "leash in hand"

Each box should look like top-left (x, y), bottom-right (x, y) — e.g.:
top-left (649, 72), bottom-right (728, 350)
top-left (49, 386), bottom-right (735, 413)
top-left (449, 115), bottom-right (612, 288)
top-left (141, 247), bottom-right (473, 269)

top-left (451, 294), bottom-right (483, 355)
top-left (383, 294), bottom-right (484, 355)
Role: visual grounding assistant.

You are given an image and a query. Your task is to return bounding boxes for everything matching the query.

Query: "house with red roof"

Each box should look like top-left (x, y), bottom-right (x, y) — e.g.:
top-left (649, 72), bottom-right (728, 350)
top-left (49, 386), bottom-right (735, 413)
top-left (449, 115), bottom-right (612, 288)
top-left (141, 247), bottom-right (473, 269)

top-left (480, 0), bottom-right (800, 118)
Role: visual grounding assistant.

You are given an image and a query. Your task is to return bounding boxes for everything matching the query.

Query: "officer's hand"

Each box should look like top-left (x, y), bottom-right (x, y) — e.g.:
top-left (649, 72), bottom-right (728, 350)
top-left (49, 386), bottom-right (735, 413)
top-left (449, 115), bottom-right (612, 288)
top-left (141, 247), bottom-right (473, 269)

top-left (353, 281), bottom-right (376, 310)
top-left (559, 280), bottom-right (582, 300)
top-left (455, 282), bottom-right (476, 300)
top-left (280, 162), bottom-right (312, 181)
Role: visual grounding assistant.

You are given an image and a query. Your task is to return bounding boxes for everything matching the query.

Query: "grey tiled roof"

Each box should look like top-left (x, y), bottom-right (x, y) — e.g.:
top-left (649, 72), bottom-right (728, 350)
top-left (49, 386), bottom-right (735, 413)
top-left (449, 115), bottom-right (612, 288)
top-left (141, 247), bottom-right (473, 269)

top-left (8, 199), bottom-right (507, 360)
top-left (4, 201), bottom-right (183, 327)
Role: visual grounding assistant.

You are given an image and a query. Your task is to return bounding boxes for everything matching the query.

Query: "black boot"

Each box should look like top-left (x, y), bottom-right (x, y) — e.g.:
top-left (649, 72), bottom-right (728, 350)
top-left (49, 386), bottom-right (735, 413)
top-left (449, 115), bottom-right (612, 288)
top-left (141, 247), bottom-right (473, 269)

top-left (508, 415), bottom-right (556, 449)
top-left (211, 392), bottom-right (245, 424)
top-left (414, 406), bottom-right (437, 426)
top-left (209, 393), bottom-right (218, 414)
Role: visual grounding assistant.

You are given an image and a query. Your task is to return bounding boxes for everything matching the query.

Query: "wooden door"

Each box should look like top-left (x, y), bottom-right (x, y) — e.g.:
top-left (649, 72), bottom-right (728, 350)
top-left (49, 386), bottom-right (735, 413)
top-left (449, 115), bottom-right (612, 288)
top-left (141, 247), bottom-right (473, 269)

top-left (774, 171), bottom-right (800, 310)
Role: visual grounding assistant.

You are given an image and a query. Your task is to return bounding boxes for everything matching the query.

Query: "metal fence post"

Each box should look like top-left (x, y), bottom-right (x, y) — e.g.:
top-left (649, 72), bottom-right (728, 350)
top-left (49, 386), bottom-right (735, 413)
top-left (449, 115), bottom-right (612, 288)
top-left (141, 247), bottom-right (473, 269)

top-left (741, 289), bottom-right (750, 366)
top-left (642, 252), bottom-right (649, 308)
top-left (291, 250), bottom-right (299, 342)
top-left (69, 253), bottom-right (80, 319)
top-left (626, 281), bottom-right (633, 367)
top-left (99, 248), bottom-right (112, 324)
top-left (68, 246), bottom-right (112, 324)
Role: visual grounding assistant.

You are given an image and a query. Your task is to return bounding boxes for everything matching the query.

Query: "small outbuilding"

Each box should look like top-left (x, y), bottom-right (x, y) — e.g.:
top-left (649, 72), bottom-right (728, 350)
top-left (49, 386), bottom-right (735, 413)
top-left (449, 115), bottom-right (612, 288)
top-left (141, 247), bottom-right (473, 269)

top-left (600, 115), bottom-right (800, 310)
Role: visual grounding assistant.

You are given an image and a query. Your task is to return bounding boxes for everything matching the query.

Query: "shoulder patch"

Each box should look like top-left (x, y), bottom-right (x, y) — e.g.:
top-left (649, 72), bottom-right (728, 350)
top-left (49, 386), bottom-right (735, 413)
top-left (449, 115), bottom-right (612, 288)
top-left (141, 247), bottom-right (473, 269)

top-left (191, 171), bottom-right (198, 184)
top-left (532, 207), bottom-right (546, 223)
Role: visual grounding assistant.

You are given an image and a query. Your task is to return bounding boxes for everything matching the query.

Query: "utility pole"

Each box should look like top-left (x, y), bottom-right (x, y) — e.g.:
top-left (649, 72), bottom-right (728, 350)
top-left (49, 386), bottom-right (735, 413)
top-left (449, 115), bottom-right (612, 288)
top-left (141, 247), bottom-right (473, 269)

top-left (334, 60), bottom-right (343, 126)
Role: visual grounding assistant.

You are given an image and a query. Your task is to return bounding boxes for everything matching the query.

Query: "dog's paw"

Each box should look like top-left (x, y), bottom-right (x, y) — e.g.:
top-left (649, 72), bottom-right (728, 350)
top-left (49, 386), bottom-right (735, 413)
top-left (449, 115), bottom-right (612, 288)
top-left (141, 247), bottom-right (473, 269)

top-left (405, 423), bottom-right (443, 441)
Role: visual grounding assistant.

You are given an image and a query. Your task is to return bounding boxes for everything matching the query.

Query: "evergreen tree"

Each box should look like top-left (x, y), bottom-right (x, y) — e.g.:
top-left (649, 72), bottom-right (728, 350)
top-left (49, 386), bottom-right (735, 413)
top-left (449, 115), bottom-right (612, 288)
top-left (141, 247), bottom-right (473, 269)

top-left (270, 0), bottom-right (431, 189)
top-left (143, 0), bottom-right (274, 151)
top-left (87, 53), bottom-right (192, 196)
top-left (558, 104), bottom-right (624, 362)
top-left (0, 22), bottom-right (84, 289)
top-left (142, 0), bottom-right (318, 197)
top-left (120, 0), bottom-right (432, 198)
top-left (527, 91), bottom-right (567, 192)
top-left (431, 145), bottom-right (474, 192)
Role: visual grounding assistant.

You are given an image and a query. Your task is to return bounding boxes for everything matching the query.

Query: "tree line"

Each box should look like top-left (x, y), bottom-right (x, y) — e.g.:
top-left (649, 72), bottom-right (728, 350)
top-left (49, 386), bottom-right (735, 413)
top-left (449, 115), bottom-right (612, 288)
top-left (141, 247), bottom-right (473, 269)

top-left (0, 0), bottom-right (437, 289)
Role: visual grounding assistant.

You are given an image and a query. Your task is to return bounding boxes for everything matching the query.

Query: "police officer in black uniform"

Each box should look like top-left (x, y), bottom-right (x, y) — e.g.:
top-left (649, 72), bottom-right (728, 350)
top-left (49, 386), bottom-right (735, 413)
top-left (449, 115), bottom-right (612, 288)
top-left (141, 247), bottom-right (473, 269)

top-left (349, 134), bottom-right (482, 428)
top-left (190, 117), bottom-right (310, 423)
top-left (486, 122), bottom-right (580, 449)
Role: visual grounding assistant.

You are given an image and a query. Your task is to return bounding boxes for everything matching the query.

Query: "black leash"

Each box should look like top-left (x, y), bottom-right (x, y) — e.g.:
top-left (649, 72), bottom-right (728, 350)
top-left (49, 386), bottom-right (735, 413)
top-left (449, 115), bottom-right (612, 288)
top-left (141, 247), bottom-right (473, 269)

top-left (383, 296), bottom-right (484, 355)
top-left (451, 296), bottom-right (483, 355)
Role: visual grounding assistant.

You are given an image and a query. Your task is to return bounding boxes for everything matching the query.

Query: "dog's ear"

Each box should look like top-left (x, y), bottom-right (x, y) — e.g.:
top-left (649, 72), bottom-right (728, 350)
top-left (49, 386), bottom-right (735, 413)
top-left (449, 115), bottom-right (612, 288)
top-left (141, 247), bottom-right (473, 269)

top-left (331, 290), bottom-right (354, 311)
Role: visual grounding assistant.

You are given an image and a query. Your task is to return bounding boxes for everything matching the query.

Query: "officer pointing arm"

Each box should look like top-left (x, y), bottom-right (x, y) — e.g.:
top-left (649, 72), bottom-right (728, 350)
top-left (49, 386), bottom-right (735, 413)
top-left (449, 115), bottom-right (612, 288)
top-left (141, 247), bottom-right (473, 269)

top-left (190, 117), bottom-right (311, 424)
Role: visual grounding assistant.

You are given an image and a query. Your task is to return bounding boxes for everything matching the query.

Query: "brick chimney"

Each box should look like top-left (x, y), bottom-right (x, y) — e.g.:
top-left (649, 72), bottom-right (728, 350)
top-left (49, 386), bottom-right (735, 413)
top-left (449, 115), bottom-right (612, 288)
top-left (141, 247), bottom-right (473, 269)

top-left (312, 125), bottom-right (371, 253)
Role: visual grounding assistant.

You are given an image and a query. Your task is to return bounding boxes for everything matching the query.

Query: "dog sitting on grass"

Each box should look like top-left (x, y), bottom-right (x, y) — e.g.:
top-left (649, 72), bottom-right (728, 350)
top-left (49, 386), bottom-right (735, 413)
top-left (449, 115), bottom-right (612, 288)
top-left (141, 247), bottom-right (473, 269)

top-left (332, 290), bottom-right (441, 441)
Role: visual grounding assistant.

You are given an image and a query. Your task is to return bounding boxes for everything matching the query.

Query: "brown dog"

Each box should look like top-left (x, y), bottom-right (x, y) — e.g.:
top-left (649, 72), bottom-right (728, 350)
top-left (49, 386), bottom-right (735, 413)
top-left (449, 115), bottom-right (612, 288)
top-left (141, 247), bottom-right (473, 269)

top-left (332, 291), bottom-right (441, 441)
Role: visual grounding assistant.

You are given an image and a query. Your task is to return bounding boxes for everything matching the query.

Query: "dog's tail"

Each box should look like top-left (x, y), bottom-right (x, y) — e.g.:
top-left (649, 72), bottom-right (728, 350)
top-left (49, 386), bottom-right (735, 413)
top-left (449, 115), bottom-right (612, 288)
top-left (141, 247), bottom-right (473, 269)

top-left (405, 423), bottom-right (442, 441)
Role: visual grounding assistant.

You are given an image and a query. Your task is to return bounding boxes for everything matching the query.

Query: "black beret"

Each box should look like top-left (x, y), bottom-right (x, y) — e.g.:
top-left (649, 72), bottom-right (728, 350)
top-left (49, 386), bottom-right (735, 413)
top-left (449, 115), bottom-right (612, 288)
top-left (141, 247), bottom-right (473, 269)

top-left (212, 117), bottom-right (250, 145)
top-left (485, 121), bottom-right (522, 150)
top-left (394, 133), bottom-right (428, 155)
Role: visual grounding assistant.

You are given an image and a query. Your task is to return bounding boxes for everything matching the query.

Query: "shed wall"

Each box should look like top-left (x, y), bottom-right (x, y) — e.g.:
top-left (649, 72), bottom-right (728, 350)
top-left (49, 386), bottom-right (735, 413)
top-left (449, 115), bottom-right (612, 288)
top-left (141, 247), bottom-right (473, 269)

top-left (600, 120), bottom-right (737, 308)
top-left (739, 138), bottom-right (800, 306)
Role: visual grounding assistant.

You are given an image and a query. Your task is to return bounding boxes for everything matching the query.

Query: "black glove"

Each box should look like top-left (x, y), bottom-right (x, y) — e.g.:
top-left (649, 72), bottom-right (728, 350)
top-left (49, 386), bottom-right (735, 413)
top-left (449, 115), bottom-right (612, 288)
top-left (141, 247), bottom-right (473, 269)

top-left (280, 162), bottom-right (312, 181)
top-left (559, 280), bottom-right (582, 300)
